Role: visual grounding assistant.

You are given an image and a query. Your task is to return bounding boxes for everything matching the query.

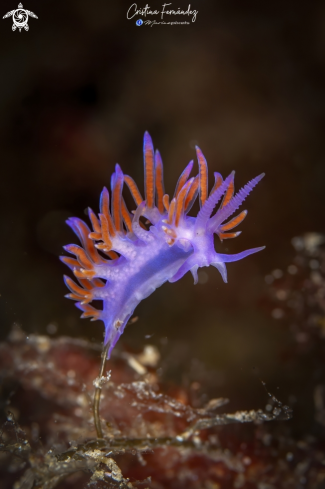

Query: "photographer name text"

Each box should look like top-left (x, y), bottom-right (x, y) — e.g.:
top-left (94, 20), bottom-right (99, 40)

top-left (127, 3), bottom-right (198, 23)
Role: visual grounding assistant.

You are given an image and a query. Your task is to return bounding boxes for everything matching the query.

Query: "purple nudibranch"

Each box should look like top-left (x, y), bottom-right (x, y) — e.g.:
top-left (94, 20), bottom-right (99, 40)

top-left (62, 132), bottom-right (265, 358)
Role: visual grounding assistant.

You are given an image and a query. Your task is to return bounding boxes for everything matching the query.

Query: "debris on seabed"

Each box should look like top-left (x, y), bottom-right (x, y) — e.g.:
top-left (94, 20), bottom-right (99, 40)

top-left (3, 319), bottom-right (324, 489)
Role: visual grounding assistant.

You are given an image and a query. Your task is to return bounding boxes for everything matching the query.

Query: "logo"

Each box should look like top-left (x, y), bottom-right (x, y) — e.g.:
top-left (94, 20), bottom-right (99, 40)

top-left (136, 19), bottom-right (143, 26)
top-left (3, 3), bottom-right (38, 32)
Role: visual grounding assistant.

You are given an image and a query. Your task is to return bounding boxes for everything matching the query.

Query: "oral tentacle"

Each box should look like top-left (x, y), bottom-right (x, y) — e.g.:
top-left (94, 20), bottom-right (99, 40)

top-left (215, 246), bottom-right (266, 263)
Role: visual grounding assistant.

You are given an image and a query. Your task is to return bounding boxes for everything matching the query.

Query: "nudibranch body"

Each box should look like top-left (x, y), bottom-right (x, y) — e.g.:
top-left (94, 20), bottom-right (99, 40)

top-left (62, 133), bottom-right (264, 357)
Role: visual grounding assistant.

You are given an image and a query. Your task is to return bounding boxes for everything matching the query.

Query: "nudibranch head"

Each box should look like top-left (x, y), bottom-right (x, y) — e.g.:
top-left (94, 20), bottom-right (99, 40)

top-left (62, 132), bottom-right (265, 358)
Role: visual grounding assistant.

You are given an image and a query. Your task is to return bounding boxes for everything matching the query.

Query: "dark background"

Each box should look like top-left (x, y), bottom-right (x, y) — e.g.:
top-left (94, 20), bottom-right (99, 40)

top-left (0, 0), bottom-right (325, 417)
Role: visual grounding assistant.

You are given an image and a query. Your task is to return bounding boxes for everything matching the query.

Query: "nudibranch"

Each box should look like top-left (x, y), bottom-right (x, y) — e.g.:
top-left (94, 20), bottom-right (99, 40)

top-left (62, 133), bottom-right (265, 358)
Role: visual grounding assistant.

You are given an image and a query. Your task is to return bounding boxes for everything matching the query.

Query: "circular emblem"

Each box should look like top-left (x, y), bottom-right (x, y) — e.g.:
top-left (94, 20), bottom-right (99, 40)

top-left (136, 19), bottom-right (143, 26)
top-left (13, 8), bottom-right (28, 29)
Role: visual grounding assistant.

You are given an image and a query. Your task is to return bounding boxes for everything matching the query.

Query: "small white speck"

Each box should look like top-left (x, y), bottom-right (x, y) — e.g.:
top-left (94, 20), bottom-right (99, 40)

top-left (46, 323), bottom-right (57, 335)
top-left (243, 456), bottom-right (251, 465)
top-left (311, 271), bottom-right (322, 285)
top-left (276, 290), bottom-right (287, 301)
top-left (265, 274), bottom-right (274, 284)
top-left (273, 407), bottom-right (281, 416)
top-left (272, 308), bottom-right (284, 319)
top-left (288, 264), bottom-right (298, 275)
top-left (272, 269), bottom-right (283, 279)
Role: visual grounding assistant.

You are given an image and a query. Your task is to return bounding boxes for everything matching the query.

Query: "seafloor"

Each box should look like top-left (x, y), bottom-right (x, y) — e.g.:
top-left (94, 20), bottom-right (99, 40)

top-left (1, 235), bottom-right (325, 488)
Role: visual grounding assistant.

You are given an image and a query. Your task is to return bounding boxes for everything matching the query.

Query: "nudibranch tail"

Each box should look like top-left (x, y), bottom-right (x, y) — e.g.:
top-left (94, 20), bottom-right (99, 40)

top-left (62, 132), bottom-right (265, 358)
